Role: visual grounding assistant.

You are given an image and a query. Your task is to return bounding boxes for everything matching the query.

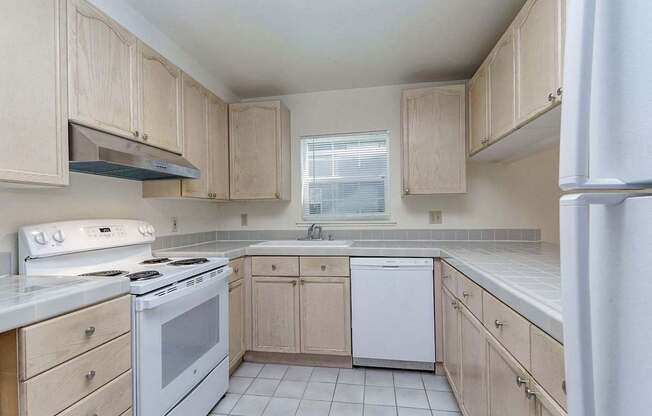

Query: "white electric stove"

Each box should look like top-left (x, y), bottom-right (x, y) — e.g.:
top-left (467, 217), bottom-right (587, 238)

top-left (18, 219), bottom-right (231, 416)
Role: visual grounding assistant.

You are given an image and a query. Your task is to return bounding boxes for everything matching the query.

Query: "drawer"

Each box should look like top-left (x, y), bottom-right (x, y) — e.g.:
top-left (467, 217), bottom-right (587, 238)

top-left (531, 325), bottom-right (567, 409)
top-left (458, 274), bottom-right (483, 319)
top-left (21, 333), bottom-right (131, 416)
top-left (58, 369), bottom-right (132, 416)
top-left (441, 261), bottom-right (458, 293)
top-left (482, 293), bottom-right (530, 369)
top-left (300, 257), bottom-right (350, 277)
top-left (252, 256), bottom-right (299, 276)
top-left (19, 295), bottom-right (131, 379)
top-left (229, 257), bottom-right (245, 283)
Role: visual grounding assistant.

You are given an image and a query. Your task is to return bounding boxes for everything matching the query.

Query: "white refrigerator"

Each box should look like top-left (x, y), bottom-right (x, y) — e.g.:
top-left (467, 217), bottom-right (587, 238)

top-left (560, 1), bottom-right (652, 416)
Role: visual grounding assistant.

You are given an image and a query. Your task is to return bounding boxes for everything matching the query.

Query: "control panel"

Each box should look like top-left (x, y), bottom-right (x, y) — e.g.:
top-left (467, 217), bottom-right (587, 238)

top-left (19, 219), bottom-right (156, 259)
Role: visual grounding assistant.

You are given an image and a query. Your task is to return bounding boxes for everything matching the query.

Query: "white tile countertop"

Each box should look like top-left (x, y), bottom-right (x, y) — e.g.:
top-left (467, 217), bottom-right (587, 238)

top-left (157, 240), bottom-right (563, 343)
top-left (0, 275), bottom-right (130, 333)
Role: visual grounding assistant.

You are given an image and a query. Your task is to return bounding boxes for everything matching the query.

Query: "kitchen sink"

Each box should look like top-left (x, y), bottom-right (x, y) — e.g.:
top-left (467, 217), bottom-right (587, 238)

top-left (253, 240), bottom-right (354, 247)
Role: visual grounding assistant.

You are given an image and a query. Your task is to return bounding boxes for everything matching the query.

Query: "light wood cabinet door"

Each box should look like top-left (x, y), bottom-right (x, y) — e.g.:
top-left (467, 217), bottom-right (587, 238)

top-left (442, 288), bottom-right (461, 397)
top-left (207, 92), bottom-right (229, 200)
top-left (460, 306), bottom-right (488, 416)
top-left (67, 0), bottom-right (138, 140)
top-left (180, 73), bottom-right (209, 198)
top-left (138, 42), bottom-right (183, 153)
top-left (530, 326), bottom-right (566, 409)
top-left (487, 334), bottom-right (532, 416)
top-left (252, 276), bottom-right (300, 353)
top-left (229, 101), bottom-right (291, 200)
top-left (229, 279), bottom-right (245, 370)
top-left (468, 66), bottom-right (489, 154)
top-left (515, 0), bottom-right (562, 124)
top-left (401, 85), bottom-right (466, 195)
top-left (0, 0), bottom-right (68, 186)
top-left (489, 28), bottom-right (516, 141)
top-left (299, 277), bottom-right (351, 356)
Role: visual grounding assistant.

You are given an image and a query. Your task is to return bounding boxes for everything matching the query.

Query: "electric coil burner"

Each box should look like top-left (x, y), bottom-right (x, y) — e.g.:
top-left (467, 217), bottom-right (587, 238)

top-left (80, 270), bottom-right (126, 277)
top-left (140, 257), bottom-right (171, 264)
top-left (126, 270), bottom-right (162, 281)
top-left (168, 257), bottom-right (210, 266)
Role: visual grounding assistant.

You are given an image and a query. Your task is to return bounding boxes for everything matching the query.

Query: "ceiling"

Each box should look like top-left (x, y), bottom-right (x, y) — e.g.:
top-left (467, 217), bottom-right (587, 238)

top-left (125, 0), bottom-right (525, 98)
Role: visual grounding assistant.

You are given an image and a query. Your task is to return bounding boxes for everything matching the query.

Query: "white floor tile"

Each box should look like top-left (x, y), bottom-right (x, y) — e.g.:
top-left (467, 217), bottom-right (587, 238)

top-left (333, 384), bottom-right (364, 404)
top-left (425, 391), bottom-right (459, 412)
top-left (365, 370), bottom-right (394, 387)
top-left (234, 362), bottom-right (264, 378)
top-left (330, 402), bottom-right (363, 416)
top-left (393, 372), bottom-right (424, 389)
top-left (284, 365), bottom-right (315, 381)
top-left (395, 388), bottom-right (429, 409)
top-left (421, 374), bottom-right (450, 392)
top-left (311, 367), bottom-right (340, 383)
top-left (297, 399), bottom-right (332, 416)
top-left (246, 378), bottom-right (281, 396)
top-left (431, 411), bottom-right (460, 416)
top-left (304, 382), bottom-right (336, 401)
top-left (274, 380), bottom-right (308, 398)
top-left (397, 408), bottom-right (433, 416)
top-left (229, 377), bottom-right (255, 394)
top-left (210, 393), bottom-right (241, 414)
top-left (364, 386), bottom-right (396, 406)
top-left (262, 397), bottom-right (300, 416)
top-left (363, 404), bottom-right (397, 416)
top-left (230, 395), bottom-right (270, 416)
top-left (338, 369), bottom-right (366, 385)
top-left (259, 364), bottom-right (289, 380)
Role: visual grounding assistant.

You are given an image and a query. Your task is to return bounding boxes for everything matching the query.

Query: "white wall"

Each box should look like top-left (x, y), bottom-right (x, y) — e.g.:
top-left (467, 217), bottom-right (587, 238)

top-left (214, 83), bottom-right (561, 242)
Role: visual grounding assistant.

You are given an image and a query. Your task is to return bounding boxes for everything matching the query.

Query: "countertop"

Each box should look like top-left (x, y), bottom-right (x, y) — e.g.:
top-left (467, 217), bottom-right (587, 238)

top-left (157, 240), bottom-right (563, 342)
top-left (0, 275), bottom-right (131, 333)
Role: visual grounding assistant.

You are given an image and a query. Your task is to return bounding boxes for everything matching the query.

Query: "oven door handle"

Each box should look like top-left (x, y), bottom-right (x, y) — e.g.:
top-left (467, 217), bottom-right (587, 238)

top-left (135, 267), bottom-right (230, 312)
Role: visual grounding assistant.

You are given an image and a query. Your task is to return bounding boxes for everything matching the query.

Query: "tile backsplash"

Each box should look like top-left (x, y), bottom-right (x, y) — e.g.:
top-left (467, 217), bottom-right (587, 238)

top-left (153, 228), bottom-right (541, 249)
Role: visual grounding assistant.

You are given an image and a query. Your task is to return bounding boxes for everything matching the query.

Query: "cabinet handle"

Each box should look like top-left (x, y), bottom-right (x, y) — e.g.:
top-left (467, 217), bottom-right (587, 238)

top-left (494, 319), bottom-right (505, 328)
top-left (516, 376), bottom-right (527, 387)
top-left (562, 380), bottom-right (567, 394)
top-left (133, 130), bottom-right (139, 138)
top-left (404, 188), bottom-right (409, 195)
top-left (548, 93), bottom-right (555, 102)
top-left (274, 192), bottom-right (280, 199)
top-left (84, 326), bottom-right (95, 336)
top-left (451, 301), bottom-right (458, 310)
top-left (143, 133), bottom-right (149, 140)
top-left (557, 87), bottom-right (563, 96)
top-left (462, 291), bottom-right (470, 298)
top-left (85, 370), bottom-right (96, 380)
top-left (234, 268), bottom-right (239, 275)
top-left (525, 387), bottom-right (537, 400)
top-left (292, 280), bottom-right (297, 286)
top-left (299, 278), bottom-right (305, 285)
top-left (320, 265), bottom-right (326, 271)
top-left (271, 264), bottom-right (277, 271)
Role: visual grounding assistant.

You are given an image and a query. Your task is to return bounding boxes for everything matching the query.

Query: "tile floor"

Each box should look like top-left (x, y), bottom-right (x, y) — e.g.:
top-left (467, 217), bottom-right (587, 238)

top-left (210, 362), bottom-right (461, 416)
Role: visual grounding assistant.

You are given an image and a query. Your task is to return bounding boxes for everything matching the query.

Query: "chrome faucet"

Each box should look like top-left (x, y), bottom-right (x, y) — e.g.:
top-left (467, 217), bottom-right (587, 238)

top-left (304, 224), bottom-right (323, 240)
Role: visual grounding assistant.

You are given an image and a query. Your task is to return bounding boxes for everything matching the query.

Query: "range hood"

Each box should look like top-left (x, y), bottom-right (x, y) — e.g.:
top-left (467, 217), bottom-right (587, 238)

top-left (69, 123), bottom-right (200, 180)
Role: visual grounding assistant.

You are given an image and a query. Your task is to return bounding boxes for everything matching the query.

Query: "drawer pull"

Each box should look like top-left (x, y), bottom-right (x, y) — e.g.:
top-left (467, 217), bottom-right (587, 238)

top-left (85, 326), bottom-right (96, 336)
top-left (271, 264), bottom-right (277, 271)
top-left (462, 291), bottom-right (471, 298)
top-left (562, 380), bottom-right (567, 394)
top-left (85, 370), bottom-right (96, 380)
top-left (291, 280), bottom-right (297, 286)
top-left (525, 387), bottom-right (537, 400)
top-left (234, 268), bottom-right (239, 274)
top-left (516, 376), bottom-right (527, 387)
top-left (320, 265), bottom-right (326, 271)
top-left (494, 320), bottom-right (505, 328)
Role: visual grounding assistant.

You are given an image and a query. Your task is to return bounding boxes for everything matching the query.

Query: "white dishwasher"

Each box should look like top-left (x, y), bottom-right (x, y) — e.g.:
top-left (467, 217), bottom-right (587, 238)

top-left (350, 257), bottom-right (435, 370)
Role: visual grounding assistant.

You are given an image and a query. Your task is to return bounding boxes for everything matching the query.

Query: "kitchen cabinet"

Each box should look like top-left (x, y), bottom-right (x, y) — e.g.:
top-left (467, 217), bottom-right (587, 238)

top-left (401, 85), bottom-right (466, 195)
top-left (442, 287), bottom-right (461, 397)
top-left (67, 0), bottom-right (139, 141)
top-left (488, 28), bottom-right (516, 141)
top-left (487, 333), bottom-right (532, 416)
top-left (180, 73), bottom-right (209, 198)
top-left (460, 306), bottom-right (487, 416)
top-left (299, 277), bottom-right (351, 355)
top-left (138, 41), bottom-right (183, 153)
top-left (251, 276), bottom-right (300, 353)
top-left (206, 91), bottom-right (230, 200)
top-left (229, 278), bottom-right (245, 372)
top-left (229, 100), bottom-right (291, 200)
top-left (530, 325), bottom-right (567, 409)
top-left (468, 66), bottom-right (489, 155)
top-left (0, 0), bottom-right (68, 186)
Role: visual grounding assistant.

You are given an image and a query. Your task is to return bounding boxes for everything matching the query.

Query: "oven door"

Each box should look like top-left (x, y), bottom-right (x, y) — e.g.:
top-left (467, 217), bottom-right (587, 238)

top-left (133, 267), bottom-right (230, 416)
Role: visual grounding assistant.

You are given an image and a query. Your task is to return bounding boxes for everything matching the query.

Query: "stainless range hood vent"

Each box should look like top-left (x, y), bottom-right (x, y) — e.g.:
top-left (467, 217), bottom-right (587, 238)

top-left (69, 123), bottom-right (200, 181)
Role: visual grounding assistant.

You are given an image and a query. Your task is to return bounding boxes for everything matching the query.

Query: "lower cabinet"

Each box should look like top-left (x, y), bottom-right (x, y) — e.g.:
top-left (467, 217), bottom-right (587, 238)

top-left (460, 306), bottom-right (487, 416)
top-left (442, 288), bottom-right (461, 396)
top-left (252, 276), bottom-right (301, 353)
top-left (229, 278), bottom-right (245, 371)
top-left (487, 335), bottom-right (532, 416)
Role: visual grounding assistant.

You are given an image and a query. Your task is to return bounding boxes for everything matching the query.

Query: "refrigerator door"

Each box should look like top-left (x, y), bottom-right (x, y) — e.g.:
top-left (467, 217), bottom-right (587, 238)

top-left (560, 193), bottom-right (652, 416)
top-left (559, 0), bottom-right (652, 190)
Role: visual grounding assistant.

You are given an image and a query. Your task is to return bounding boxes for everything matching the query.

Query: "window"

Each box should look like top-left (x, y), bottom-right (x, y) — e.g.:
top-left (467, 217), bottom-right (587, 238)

top-left (301, 131), bottom-right (389, 221)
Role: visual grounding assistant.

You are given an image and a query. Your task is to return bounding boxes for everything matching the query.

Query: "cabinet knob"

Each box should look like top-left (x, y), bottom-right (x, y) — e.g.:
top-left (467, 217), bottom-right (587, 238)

top-left (525, 387), bottom-right (537, 400)
top-left (271, 264), bottom-right (277, 271)
top-left (85, 370), bottom-right (96, 380)
top-left (320, 265), bottom-right (326, 271)
top-left (404, 188), bottom-right (409, 195)
top-left (548, 93), bottom-right (556, 102)
top-left (557, 87), bottom-right (563, 97)
top-left (84, 326), bottom-right (95, 336)
top-left (494, 319), bottom-right (505, 328)
top-left (133, 130), bottom-right (139, 137)
top-left (516, 376), bottom-right (527, 387)
top-left (462, 291), bottom-right (470, 298)
top-left (292, 280), bottom-right (297, 286)
top-left (562, 380), bottom-right (567, 394)
top-left (300, 278), bottom-right (305, 285)
top-left (274, 192), bottom-right (280, 199)
top-left (234, 268), bottom-right (239, 275)
top-left (143, 133), bottom-right (149, 140)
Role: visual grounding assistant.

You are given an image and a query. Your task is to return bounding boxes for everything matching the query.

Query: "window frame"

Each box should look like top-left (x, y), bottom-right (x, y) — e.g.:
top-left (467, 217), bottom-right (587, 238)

top-left (299, 130), bottom-right (391, 222)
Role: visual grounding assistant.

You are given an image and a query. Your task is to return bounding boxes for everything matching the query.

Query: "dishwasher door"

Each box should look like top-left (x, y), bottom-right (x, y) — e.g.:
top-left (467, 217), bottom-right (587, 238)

top-left (350, 258), bottom-right (435, 370)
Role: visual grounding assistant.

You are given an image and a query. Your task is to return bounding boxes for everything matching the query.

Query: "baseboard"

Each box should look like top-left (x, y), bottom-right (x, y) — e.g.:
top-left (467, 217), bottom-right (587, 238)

top-left (244, 351), bottom-right (353, 368)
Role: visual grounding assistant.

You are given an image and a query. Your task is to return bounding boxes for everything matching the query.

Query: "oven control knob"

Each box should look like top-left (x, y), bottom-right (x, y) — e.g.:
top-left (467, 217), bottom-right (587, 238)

top-left (146, 225), bottom-right (155, 235)
top-left (138, 224), bottom-right (147, 235)
top-left (34, 231), bottom-right (49, 245)
top-left (52, 229), bottom-right (65, 243)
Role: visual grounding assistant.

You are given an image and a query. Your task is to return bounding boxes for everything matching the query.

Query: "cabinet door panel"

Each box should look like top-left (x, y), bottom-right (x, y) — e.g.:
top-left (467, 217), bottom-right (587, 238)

top-left (0, 0), bottom-right (68, 186)
top-left (442, 288), bottom-right (461, 396)
top-left (252, 277), bottom-right (300, 353)
top-left (299, 277), bottom-right (351, 355)
top-left (468, 67), bottom-right (489, 154)
top-left (180, 74), bottom-right (208, 198)
top-left (460, 307), bottom-right (487, 416)
top-left (402, 85), bottom-right (466, 194)
top-left (139, 42), bottom-right (183, 153)
top-left (487, 336), bottom-right (532, 416)
top-left (207, 93), bottom-right (229, 200)
top-left (229, 279), bottom-right (245, 369)
top-left (489, 30), bottom-right (516, 141)
top-left (67, 0), bottom-right (137, 139)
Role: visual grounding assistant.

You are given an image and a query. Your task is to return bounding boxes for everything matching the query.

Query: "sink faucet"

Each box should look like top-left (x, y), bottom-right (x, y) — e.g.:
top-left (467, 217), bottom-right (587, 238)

top-left (305, 224), bottom-right (323, 240)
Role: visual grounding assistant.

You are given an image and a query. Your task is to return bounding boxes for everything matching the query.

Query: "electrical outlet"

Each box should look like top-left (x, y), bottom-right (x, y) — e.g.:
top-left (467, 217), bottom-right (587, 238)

top-left (171, 217), bottom-right (178, 233)
top-left (241, 213), bottom-right (248, 226)
top-left (429, 210), bottom-right (443, 224)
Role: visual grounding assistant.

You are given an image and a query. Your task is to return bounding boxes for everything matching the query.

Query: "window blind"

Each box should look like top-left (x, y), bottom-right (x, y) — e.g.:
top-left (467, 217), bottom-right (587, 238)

top-left (301, 131), bottom-right (389, 220)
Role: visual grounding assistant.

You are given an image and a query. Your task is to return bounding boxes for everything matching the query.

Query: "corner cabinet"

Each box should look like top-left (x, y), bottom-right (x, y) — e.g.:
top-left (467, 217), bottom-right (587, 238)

top-left (229, 101), bottom-right (291, 200)
top-left (0, 0), bottom-right (69, 187)
top-left (401, 85), bottom-right (466, 195)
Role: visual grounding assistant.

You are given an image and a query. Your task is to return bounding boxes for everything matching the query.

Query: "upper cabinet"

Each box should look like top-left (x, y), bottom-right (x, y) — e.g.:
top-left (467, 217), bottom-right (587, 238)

top-left (67, 0), bottom-right (139, 140)
top-left (180, 74), bottom-right (209, 198)
top-left (0, 0), bottom-right (68, 186)
top-left (488, 28), bottom-right (516, 141)
top-left (207, 92), bottom-right (230, 200)
top-left (468, 66), bottom-right (489, 154)
top-left (401, 85), bottom-right (467, 195)
top-left (138, 41), bottom-right (183, 153)
top-left (229, 101), bottom-right (291, 200)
